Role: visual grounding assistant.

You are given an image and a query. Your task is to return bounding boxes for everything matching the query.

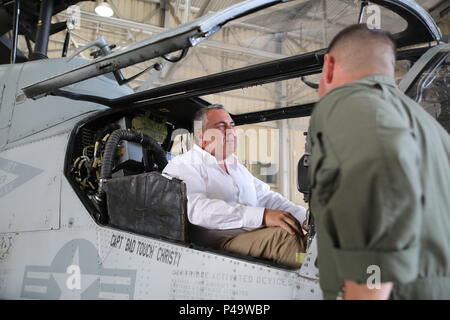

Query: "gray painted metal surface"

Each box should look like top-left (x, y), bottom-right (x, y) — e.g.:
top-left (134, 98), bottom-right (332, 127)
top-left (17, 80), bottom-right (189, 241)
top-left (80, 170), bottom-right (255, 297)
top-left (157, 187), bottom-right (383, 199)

top-left (0, 133), bottom-right (67, 233)
top-left (0, 64), bottom-right (24, 149)
top-left (0, 173), bottom-right (322, 299)
top-left (0, 58), bottom-right (132, 151)
top-left (1, 226), bottom-right (322, 299)
top-left (1, 112), bottom-right (97, 152)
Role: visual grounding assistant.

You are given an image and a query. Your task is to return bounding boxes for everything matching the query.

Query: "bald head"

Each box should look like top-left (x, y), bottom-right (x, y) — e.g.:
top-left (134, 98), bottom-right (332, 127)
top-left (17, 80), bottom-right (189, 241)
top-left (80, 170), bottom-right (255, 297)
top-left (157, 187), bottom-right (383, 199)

top-left (318, 24), bottom-right (397, 97)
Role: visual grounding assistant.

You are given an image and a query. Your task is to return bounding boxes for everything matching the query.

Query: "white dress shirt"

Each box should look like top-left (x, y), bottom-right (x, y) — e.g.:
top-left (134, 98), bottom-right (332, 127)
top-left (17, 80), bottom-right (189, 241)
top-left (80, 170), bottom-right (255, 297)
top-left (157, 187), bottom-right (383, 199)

top-left (163, 144), bottom-right (306, 247)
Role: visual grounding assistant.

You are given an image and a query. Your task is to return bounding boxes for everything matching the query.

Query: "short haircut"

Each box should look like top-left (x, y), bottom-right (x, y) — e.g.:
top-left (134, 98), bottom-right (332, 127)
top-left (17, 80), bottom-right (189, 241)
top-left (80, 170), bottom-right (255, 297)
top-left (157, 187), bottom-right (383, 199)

top-left (193, 104), bottom-right (226, 130)
top-left (327, 23), bottom-right (397, 72)
top-left (329, 23), bottom-right (396, 55)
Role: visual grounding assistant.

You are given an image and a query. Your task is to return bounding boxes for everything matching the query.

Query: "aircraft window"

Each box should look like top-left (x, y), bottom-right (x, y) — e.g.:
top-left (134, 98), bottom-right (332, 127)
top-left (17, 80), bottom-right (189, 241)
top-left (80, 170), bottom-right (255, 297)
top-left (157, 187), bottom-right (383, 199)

top-left (406, 53), bottom-right (450, 133)
top-left (152, 0), bottom-right (408, 87)
top-left (200, 58), bottom-right (412, 115)
top-left (395, 60), bottom-right (413, 84)
top-left (202, 76), bottom-right (320, 114)
top-left (236, 122), bottom-right (309, 209)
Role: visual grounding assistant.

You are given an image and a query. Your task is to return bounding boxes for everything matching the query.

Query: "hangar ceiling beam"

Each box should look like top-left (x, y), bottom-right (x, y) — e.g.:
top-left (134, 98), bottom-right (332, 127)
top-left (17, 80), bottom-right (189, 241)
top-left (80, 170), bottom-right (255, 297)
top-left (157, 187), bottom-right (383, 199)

top-left (57, 10), bottom-right (290, 60)
top-left (58, 10), bottom-right (325, 55)
top-left (134, 0), bottom-right (337, 43)
top-left (108, 0), bottom-right (123, 19)
top-left (429, 0), bottom-right (450, 24)
top-left (195, 0), bottom-right (212, 18)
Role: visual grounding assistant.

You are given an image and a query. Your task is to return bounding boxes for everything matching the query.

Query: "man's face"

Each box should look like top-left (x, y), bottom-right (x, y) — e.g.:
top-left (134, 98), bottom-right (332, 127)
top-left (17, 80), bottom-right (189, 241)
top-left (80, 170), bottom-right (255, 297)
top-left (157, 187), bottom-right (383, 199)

top-left (201, 109), bottom-right (236, 160)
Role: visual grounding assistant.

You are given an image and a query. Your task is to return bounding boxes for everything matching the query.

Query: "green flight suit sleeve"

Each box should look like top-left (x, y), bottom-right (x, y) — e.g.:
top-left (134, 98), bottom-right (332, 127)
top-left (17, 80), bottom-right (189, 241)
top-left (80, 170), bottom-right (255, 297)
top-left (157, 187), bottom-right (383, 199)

top-left (312, 92), bottom-right (423, 284)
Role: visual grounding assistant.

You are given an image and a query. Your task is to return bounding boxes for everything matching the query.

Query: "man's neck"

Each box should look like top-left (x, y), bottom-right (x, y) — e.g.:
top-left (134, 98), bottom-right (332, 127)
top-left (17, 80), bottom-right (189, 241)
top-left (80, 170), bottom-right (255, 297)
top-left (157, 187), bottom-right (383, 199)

top-left (195, 144), bottom-right (231, 174)
top-left (344, 70), bottom-right (394, 84)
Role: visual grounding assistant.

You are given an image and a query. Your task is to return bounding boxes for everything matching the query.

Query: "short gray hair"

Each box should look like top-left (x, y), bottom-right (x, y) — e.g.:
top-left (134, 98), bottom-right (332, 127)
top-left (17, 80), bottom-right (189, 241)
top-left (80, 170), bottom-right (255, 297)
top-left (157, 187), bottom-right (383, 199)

top-left (193, 104), bottom-right (226, 145)
top-left (193, 104), bottom-right (226, 130)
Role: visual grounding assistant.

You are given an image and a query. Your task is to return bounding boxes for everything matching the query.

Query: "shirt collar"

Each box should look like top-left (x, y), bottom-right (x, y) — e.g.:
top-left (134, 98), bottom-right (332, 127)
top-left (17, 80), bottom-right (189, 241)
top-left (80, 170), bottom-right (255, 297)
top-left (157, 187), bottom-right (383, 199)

top-left (355, 73), bottom-right (397, 88)
top-left (192, 144), bottom-right (217, 164)
top-left (325, 73), bottom-right (397, 98)
top-left (191, 144), bottom-right (239, 168)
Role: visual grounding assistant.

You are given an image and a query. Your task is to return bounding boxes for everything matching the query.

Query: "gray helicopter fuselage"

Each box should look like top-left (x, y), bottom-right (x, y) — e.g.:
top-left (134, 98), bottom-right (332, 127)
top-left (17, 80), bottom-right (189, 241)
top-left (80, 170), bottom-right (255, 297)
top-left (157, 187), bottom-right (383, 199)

top-left (0, 57), bottom-right (322, 300)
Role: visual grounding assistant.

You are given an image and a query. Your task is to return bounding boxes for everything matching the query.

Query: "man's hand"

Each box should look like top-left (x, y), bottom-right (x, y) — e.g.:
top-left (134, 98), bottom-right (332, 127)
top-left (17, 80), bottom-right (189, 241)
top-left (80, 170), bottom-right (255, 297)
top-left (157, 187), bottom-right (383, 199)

top-left (263, 209), bottom-right (304, 236)
top-left (344, 280), bottom-right (393, 300)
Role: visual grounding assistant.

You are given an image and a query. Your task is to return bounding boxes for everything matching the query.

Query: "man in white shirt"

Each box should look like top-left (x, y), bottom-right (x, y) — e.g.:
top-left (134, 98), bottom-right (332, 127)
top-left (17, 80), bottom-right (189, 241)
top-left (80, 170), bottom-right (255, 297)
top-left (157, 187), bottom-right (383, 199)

top-left (163, 104), bottom-right (307, 267)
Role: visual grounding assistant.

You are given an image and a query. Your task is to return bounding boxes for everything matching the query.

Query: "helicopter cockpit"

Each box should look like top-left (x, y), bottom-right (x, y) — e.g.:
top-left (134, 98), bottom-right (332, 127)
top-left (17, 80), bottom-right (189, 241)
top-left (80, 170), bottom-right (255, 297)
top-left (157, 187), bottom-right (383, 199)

top-left (67, 98), bottom-right (210, 245)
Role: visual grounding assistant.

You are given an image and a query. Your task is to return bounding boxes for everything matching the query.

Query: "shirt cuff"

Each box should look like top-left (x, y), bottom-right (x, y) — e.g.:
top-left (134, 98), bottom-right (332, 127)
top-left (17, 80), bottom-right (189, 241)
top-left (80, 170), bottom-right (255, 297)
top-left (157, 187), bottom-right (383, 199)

top-left (331, 245), bottom-right (420, 284)
top-left (242, 206), bottom-right (265, 228)
top-left (291, 206), bottom-right (307, 224)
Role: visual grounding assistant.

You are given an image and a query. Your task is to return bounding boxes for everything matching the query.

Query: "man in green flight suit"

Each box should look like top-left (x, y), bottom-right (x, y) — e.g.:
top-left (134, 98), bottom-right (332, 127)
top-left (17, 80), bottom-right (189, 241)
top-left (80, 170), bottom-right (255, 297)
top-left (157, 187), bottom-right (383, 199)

top-left (309, 24), bottom-right (450, 300)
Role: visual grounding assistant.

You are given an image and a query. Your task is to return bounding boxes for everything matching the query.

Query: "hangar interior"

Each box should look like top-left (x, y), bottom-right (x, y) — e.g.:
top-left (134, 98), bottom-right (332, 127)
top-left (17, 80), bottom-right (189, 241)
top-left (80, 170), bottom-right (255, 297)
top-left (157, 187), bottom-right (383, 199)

top-left (10, 0), bottom-right (450, 207)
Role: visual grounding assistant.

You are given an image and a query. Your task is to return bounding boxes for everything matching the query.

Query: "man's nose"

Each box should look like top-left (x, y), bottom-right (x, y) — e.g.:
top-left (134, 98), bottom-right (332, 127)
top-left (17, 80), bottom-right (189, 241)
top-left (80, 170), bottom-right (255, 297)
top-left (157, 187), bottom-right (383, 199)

top-left (225, 127), bottom-right (235, 136)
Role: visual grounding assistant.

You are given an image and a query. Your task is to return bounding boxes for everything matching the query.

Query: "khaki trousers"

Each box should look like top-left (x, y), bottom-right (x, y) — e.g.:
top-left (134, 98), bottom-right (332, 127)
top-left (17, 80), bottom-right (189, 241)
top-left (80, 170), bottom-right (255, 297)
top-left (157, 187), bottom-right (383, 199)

top-left (218, 227), bottom-right (307, 268)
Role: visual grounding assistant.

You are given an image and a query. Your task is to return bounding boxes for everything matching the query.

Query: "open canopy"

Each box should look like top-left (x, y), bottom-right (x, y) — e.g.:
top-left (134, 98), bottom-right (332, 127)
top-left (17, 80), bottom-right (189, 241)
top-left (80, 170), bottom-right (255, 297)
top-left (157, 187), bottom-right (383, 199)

top-left (22, 0), bottom-right (442, 100)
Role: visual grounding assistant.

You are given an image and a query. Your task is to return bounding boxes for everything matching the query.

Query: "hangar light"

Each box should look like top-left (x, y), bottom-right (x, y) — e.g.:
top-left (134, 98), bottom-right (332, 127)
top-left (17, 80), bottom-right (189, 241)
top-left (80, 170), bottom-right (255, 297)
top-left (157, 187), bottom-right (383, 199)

top-left (95, 0), bottom-right (114, 17)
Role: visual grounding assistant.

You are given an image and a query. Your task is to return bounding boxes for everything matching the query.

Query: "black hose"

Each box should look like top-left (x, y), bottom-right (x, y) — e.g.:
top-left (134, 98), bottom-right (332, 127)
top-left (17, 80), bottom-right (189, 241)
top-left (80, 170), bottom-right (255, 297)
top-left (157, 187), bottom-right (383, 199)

top-left (100, 129), bottom-right (167, 181)
top-left (95, 129), bottom-right (168, 223)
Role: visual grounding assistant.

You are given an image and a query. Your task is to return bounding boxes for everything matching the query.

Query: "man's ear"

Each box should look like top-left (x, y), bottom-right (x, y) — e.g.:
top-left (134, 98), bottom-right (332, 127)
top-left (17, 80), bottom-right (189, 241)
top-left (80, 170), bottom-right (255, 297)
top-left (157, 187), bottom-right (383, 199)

top-left (194, 130), bottom-right (203, 147)
top-left (323, 54), bottom-right (335, 84)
